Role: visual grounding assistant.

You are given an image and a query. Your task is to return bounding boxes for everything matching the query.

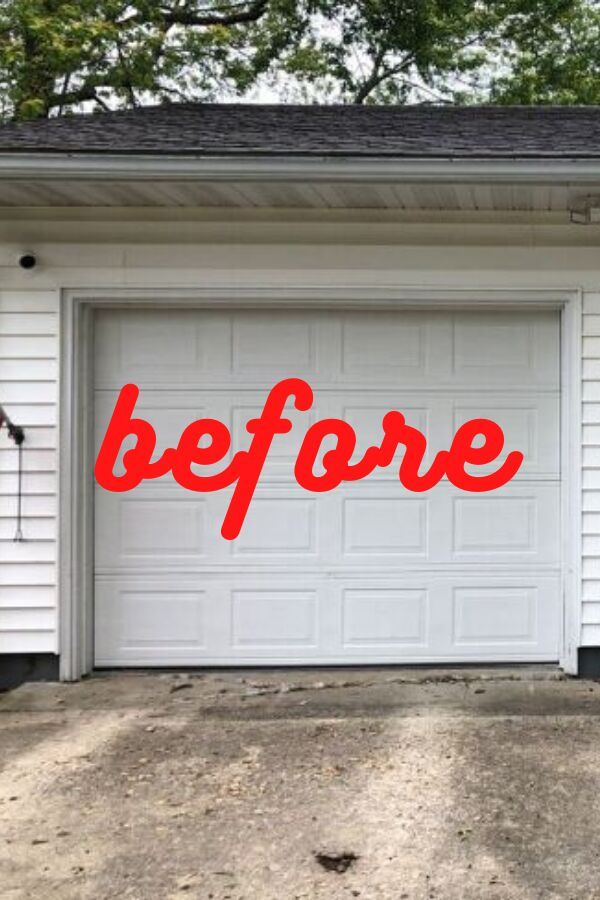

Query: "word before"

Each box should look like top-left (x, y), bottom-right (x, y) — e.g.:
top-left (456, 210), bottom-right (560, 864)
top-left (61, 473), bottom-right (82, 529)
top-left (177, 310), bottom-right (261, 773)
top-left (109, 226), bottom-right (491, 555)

top-left (95, 379), bottom-right (524, 540)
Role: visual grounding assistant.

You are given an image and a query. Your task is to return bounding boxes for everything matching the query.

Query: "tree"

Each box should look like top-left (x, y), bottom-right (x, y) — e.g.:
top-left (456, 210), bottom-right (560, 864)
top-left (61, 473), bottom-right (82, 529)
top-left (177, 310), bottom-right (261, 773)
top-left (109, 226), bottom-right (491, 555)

top-left (0, 0), bottom-right (277, 119)
top-left (0, 0), bottom-right (597, 121)
top-left (487, 0), bottom-right (600, 104)
top-left (260, 0), bottom-right (600, 105)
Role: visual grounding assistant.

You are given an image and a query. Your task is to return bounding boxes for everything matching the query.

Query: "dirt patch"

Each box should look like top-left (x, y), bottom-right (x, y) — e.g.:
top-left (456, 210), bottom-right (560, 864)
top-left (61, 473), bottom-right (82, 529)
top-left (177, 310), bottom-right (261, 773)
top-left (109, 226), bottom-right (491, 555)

top-left (314, 851), bottom-right (359, 873)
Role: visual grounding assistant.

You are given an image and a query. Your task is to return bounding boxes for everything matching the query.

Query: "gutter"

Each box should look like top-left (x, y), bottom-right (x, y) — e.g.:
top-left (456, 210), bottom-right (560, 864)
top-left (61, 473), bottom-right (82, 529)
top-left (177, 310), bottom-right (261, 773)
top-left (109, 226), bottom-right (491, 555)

top-left (0, 153), bottom-right (600, 183)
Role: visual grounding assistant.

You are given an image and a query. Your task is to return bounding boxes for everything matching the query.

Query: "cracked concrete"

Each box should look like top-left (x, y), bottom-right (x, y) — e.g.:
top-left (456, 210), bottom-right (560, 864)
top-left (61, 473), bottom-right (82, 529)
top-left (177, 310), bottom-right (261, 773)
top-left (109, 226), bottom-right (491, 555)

top-left (1, 668), bottom-right (600, 899)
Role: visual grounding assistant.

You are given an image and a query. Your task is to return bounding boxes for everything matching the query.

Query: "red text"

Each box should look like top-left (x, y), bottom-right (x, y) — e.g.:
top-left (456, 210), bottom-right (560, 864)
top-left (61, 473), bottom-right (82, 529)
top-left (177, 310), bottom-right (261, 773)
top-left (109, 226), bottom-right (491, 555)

top-left (95, 380), bottom-right (524, 540)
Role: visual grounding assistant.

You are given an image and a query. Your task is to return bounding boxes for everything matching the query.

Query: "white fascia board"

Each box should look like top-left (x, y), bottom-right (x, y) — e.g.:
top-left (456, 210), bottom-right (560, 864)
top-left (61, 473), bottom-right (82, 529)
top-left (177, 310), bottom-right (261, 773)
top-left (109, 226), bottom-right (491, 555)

top-left (0, 153), bottom-right (600, 183)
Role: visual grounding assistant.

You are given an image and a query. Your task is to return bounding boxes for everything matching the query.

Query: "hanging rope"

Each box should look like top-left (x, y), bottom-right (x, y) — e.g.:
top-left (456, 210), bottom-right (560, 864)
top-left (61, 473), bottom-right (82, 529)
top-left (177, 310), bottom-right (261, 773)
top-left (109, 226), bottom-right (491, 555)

top-left (0, 404), bottom-right (25, 542)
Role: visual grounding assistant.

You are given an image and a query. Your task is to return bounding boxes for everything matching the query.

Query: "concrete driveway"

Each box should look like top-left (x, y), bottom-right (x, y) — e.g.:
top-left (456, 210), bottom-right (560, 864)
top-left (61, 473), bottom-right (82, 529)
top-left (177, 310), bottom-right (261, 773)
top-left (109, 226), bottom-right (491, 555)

top-left (1, 668), bottom-right (600, 900)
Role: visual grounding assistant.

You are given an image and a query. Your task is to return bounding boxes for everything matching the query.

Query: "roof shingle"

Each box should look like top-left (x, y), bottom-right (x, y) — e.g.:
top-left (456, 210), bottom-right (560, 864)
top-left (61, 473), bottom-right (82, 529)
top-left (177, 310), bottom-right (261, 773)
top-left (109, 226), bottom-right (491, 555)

top-left (0, 103), bottom-right (599, 158)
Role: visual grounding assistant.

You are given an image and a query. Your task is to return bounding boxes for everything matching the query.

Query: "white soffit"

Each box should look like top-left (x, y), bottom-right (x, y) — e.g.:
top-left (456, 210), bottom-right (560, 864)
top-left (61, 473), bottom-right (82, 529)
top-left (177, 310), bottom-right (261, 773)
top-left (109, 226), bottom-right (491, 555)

top-left (0, 153), bottom-right (598, 210)
top-left (0, 177), bottom-right (598, 212)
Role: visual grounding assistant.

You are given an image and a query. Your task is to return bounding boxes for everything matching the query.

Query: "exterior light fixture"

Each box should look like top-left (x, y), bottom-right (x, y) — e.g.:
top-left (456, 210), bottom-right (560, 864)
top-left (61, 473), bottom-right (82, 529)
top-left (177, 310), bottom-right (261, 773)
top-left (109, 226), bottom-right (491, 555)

top-left (570, 197), bottom-right (600, 224)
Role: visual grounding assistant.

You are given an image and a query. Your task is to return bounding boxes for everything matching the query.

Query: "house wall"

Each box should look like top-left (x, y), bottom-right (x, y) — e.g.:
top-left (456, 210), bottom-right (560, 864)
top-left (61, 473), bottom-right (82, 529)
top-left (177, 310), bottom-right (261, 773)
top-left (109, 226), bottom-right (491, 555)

top-left (0, 289), bottom-right (58, 652)
top-left (1, 213), bottom-right (600, 669)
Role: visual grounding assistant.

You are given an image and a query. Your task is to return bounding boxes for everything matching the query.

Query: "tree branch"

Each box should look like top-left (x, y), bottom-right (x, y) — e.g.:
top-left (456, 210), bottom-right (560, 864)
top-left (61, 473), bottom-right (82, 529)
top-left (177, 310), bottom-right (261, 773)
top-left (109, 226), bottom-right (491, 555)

top-left (352, 51), bottom-right (415, 104)
top-left (115, 37), bottom-right (138, 107)
top-left (160, 0), bottom-right (269, 27)
top-left (47, 83), bottom-right (102, 110)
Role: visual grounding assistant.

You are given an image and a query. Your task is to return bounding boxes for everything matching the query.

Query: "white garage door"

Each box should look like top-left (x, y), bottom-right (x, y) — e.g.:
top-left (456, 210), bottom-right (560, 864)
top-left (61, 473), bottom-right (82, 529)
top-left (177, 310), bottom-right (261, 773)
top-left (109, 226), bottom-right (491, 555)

top-left (93, 307), bottom-right (561, 666)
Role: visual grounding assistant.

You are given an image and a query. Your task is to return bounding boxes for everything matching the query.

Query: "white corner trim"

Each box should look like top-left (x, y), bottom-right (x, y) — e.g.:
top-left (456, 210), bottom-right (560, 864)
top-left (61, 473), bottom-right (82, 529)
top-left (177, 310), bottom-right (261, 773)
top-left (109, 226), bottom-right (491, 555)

top-left (560, 290), bottom-right (583, 674)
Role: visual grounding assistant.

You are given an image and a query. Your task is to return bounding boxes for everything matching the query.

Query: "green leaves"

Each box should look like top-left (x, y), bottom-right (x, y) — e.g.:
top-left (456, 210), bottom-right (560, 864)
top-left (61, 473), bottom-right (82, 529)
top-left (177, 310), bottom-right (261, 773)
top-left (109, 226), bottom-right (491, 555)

top-left (0, 0), bottom-right (597, 119)
top-left (487, 1), bottom-right (600, 104)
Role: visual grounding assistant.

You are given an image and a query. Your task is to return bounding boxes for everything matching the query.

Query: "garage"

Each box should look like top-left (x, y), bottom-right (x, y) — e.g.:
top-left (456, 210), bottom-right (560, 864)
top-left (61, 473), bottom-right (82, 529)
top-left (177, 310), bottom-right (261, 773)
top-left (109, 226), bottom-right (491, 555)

top-left (93, 305), bottom-right (561, 666)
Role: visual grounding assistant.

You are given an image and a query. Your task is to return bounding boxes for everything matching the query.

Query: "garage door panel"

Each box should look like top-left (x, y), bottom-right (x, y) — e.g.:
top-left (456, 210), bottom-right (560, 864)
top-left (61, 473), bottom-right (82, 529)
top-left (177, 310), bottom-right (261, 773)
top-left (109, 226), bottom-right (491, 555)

top-left (96, 485), bottom-right (325, 570)
top-left (95, 492), bottom-right (210, 569)
top-left (231, 588), bottom-right (319, 651)
top-left (95, 579), bottom-right (217, 664)
top-left (95, 392), bottom-right (222, 476)
top-left (450, 483), bottom-right (559, 564)
top-left (335, 575), bottom-right (560, 661)
top-left (449, 576), bottom-right (560, 655)
top-left (230, 397), bottom-right (323, 477)
top-left (450, 311), bottom-right (559, 387)
top-left (95, 309), bottom-right (234, 387)
top-left (332, 481), bottom-right (558, 567)
top-left (339, 311), bottom-right (435, 381)
top-left (452, 585), bottom-right (538, 645)
top-left (96, 576), bottom-right (328, 664)
top-left (339, 397), bottom-right (435, 471)
top-left (341, 496), bottom-right (428, 558)
top-left (231, 310), bottom-right (325, 380)
top-left (451, 394), bottom-right (559, 478)
top-left (95, 387), bottom-right (557, 483)
top-left (230, 495), bottom-right (319, 558)
top-left (341, 587), bottom-right (429, 649)
top-left (96, 574), bottom-right (560, 665)
top-left (96, 308), bottom-right (559, 390)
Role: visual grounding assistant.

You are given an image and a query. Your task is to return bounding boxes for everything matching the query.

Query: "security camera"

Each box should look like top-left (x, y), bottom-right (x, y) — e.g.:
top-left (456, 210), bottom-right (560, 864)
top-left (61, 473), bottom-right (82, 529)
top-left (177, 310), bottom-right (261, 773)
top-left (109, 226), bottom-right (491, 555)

top-left (18, 253), bottom-right (37, 270)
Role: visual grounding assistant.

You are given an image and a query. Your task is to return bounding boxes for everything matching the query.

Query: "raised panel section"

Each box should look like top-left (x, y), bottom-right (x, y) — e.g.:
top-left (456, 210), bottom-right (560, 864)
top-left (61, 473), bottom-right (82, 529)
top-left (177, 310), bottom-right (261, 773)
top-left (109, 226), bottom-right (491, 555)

top-left (94, 393), bottom-right (216, 476)
top-left (452, 397), bottom-right (559, 477)
top-left (343, 497), bottom-right (427, 556)
top-left (119, 498), bottom-right (204, 561)
top-left (453, 320), bottom-right (534, 372)
top-left (94, 309), bottom-right (232, 386)
top-left (232, 497), bottom-right (316, 556)
top-left (341, 402), bottom-right (430, 470)
top-left (342, 589), bottom-right (427, 647)
top-left (95, 583), bottom-right (207, 662)
top-left (452, 586), bottom-right (537, 645)
top-left (453, 496), bottom-right (536, 554)
top-left (232, 312), bottom-right (317, 377)
top-left (231, 400), bottom-right (317, 469)
top-left (451, 312), bottom-right (558, 386)
top-left (340, 312), bottom-right (426, 378)
top-left (231, 590), bottom-right (318, 648)
top-left (122, 591), bottom-right (205, 649)
top-left (122, 316), bottom-right (201, 368)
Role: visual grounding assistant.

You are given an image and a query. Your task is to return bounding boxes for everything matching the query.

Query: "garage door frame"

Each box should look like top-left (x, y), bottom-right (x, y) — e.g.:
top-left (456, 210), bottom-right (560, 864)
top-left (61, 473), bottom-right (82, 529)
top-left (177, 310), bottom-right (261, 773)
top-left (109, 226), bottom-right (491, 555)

top-left (58, 286), bottom-right (582, 680)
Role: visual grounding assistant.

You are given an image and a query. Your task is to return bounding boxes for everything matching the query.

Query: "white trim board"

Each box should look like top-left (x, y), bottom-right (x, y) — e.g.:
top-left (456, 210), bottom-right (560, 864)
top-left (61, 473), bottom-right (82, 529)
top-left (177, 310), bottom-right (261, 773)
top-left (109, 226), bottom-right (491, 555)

top-left (58, 286), bottom-right (582, 679)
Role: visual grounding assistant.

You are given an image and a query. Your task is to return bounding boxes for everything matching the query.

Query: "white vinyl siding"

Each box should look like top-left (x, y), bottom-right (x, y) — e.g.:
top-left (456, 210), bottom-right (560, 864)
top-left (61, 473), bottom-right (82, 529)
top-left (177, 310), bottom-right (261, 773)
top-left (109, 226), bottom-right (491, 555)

top-left (582, 292), bottom-right (600, 647)
top-left (0, 290), bottom-right (58, 653)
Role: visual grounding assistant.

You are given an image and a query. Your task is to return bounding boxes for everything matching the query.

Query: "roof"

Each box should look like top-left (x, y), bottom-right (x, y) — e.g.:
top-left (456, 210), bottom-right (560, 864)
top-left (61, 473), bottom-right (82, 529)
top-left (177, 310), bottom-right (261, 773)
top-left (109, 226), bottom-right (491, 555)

top-left (0, 103), bottom-right (600, 158)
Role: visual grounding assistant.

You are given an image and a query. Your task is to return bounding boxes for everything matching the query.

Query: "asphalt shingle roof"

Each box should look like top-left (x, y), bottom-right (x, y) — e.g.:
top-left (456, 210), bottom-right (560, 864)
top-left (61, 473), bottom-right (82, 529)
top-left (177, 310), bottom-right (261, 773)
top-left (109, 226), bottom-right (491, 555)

top-left (0, 103), bottom-right (599, 158)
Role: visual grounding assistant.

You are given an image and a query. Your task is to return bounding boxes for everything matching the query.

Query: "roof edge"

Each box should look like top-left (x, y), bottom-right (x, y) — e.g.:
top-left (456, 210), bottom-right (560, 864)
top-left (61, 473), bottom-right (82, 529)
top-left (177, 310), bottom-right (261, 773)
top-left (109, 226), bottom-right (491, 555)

top-left (1, 152), bottom-right (600, 182)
